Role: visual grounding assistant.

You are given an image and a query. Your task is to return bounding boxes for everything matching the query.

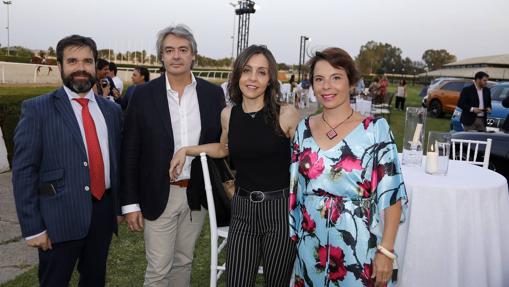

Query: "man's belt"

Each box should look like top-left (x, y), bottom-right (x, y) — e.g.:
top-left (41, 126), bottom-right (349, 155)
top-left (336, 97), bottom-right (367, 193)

top-left (170, 179), bottom-right (190, 188)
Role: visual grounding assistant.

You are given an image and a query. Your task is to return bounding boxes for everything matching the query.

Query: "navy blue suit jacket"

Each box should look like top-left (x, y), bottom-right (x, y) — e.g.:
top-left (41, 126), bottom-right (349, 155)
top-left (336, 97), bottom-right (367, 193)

top-left (457, 84), bottom-right (492, 126)
top-left (12, 87), bottom-right (122, 243)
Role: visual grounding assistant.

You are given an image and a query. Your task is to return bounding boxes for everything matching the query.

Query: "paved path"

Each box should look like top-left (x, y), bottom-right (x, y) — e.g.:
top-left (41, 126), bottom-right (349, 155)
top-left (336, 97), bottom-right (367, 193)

top-left (0, 172), bottom-right (38, 284)
top-left (0, 102), bottom-right (318, 284)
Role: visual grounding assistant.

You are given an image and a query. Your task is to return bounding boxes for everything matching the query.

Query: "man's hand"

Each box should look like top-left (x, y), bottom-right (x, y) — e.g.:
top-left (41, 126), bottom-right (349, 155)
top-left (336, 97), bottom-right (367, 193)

top-left (117, 215), bottom-right (125, 224)
top-left (169, 148), bottom-right (187, 181)
top-left (125, 211), bottom-right (144, 232)
top-left (472, 107), bottom-right (483, 114)
top-left (26, 233), bottom-right (52, 251)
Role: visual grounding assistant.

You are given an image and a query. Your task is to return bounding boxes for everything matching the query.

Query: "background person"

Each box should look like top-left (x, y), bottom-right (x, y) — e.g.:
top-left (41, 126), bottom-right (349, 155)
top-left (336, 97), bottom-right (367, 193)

top-left (289, 47), bottom-right (407, 287)
top-left (109, 62), bottom-right (124, 94)
top-left (395, 79), bottom-right (407, 110)
top-left (169, 45), bottom-right (300, 287)
top-left (121, 66), bottom-right (150, 110)
top-left (12, 35), bottom-right (122, 287)
top-left (457, 71), bottom-right (492, 131)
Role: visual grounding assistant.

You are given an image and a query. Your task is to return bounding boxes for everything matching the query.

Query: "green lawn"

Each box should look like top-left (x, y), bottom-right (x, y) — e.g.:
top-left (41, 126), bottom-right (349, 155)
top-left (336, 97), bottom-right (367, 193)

top-left (0, 83), bottom-right (450, 287)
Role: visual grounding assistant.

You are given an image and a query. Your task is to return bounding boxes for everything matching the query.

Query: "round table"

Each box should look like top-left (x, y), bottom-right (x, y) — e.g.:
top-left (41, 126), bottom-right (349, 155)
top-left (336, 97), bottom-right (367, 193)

top-left (395, 158), bottom-right (509, 287)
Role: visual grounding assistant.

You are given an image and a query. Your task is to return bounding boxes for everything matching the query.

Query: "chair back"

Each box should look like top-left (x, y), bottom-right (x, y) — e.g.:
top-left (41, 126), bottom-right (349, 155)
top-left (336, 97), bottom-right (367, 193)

top-left (199, 153), bottom-right (220, 285)
top-left (451, 138), bottom-right (492, 168)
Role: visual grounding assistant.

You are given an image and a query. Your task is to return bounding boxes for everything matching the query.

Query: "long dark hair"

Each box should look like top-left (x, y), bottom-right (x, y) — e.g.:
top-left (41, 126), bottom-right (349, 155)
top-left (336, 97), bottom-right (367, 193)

top-left (228, 45), bottom-right (283, 136)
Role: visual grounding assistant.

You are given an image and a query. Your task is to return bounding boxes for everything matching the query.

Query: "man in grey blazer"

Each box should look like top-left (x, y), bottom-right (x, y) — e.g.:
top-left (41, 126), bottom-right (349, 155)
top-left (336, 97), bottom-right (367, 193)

top-left (12, 35), bottom-right (122, 287)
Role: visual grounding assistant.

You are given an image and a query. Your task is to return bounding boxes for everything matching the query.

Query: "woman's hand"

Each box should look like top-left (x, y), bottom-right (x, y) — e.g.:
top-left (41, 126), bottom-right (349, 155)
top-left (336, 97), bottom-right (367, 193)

top-left (372, 252), bottom-right (393, 286)
top-left (169, 148), bottom-right (187, 181)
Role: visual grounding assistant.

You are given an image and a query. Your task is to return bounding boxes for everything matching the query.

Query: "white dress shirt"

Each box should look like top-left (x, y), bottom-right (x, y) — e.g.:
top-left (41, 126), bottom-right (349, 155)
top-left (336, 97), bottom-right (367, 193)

top-left (26, 87), bottom-right (111, 240)
top-left (121, 73), bottom-right (201, 215)
top-left (112, 76), bottom-right (124, 94)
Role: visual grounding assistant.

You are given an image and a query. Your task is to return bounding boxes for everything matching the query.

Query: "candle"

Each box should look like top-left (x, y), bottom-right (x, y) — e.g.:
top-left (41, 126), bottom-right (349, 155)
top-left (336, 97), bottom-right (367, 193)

top-left (412, 123), bottom-right (423, 146)
top-left (426, 144), bottom-right (439, 174)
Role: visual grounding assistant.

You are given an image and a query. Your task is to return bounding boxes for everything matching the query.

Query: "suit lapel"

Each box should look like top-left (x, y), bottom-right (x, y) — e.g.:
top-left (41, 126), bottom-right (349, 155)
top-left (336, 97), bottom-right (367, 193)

top-left (151, 76), bottom-right (174, 145)
top-left (53, 88), bottom-right (87, 156)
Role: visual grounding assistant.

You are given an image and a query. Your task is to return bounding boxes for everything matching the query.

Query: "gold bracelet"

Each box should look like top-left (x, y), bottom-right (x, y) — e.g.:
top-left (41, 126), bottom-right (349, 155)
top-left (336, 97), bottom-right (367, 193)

top-left (377, 245), bottom-right (396, 260)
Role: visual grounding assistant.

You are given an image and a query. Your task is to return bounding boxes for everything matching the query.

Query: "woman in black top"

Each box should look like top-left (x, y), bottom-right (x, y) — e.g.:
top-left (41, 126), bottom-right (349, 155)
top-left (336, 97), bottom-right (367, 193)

top-left (170, 45), bottom-right (300, 286)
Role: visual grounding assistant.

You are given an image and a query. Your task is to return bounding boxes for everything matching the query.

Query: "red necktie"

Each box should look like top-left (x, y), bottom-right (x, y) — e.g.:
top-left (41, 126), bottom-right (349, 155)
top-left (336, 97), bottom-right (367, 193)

top-left (74, 98), bottom-right (105, 200)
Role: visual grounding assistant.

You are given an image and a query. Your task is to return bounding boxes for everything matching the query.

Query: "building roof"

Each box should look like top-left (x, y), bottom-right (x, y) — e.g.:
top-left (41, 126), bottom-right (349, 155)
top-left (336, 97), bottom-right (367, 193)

top-left (419, 54), bottom-right (509, 80)
top-left (419, 66), bottom-right (509, 80)
top-left (444, 54), bottom-right (509, 67)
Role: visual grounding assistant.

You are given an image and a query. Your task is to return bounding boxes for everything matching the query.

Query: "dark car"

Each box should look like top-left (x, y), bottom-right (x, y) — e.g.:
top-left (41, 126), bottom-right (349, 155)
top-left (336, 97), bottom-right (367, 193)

top-left (450, 82), bottom-right (509, 132)
top-left (451, 131), bottom-right (509, 181)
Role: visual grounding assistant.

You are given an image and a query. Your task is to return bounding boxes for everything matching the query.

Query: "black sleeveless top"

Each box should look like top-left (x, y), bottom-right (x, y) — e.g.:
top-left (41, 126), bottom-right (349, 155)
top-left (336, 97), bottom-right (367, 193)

top-left (228, 105), bottom-right (291, 191)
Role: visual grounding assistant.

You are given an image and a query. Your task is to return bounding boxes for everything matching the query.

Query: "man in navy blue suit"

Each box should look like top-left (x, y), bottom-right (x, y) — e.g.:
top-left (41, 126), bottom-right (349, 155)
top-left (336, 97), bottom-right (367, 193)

top-left (12, 35), bottom-right (122, 287)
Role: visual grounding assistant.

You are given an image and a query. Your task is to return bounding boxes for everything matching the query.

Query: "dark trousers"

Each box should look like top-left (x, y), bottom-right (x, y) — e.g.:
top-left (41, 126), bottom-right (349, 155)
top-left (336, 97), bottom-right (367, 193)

top-left (38, 193), bottom-right (115, 287)
top-left (395, 96), bottom-right (406, 110)
top-left (226, 195), bottom-right (296, 287)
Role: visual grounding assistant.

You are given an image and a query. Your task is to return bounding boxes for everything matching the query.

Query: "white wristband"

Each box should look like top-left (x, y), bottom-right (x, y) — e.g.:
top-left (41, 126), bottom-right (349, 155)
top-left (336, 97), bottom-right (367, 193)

top-left (377, 245), bottom-right (397, 260)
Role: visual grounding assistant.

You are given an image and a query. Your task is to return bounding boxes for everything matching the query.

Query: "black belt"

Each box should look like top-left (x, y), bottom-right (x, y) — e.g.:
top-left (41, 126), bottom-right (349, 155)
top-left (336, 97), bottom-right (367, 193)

top-left (236, 186), bottom-right (289, 203)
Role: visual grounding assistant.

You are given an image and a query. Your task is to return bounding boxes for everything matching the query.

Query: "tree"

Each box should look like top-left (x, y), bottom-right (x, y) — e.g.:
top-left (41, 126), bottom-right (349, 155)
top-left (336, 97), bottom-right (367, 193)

top-left (278, 63), bottom-right (290, 70)
top-left (48, 46), bottom-right (55, 56)
top-left (356, 41), bottom-right (403, 74)
top-left (421, 49), bottom-right (456, 70)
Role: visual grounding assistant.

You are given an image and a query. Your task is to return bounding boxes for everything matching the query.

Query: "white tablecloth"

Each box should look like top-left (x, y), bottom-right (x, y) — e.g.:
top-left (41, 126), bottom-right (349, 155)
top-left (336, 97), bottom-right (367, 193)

top-left (396, 159), bottom-right (509, 287)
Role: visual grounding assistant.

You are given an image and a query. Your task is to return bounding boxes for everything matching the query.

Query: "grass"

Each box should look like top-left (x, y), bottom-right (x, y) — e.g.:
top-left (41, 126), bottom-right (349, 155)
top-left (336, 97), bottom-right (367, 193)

top-left (0, 83), bottom-right (450, 287)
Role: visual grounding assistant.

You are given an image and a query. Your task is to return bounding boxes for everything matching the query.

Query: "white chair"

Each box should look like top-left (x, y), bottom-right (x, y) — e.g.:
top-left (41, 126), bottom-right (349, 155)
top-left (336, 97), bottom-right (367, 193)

top-left (451, 138), bottom-right (492, 168)
top-left (200, 153), bottom-right (267, 286)
top-left (199, 153), bottom-right (229, 286)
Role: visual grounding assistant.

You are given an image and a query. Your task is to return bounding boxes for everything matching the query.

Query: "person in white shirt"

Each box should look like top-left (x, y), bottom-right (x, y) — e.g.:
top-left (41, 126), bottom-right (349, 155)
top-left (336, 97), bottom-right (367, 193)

top-left (121, 24), bottom-right (225, 287)
top-left (457, 71), bottom-right (492, 131)
top-left (12, 34), bottom-right (122, 287)
top-left (109, 62), bottom-right (124, 94)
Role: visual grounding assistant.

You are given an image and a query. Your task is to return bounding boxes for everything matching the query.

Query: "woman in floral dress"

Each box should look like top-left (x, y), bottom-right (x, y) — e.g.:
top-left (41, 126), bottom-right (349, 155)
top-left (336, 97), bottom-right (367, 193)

top-left (289, 48), bottom-right (408, 287)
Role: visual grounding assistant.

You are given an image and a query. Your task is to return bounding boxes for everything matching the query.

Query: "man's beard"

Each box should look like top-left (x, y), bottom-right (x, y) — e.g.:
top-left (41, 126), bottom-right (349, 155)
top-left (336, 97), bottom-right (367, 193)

top-left (61, 70), bottom-right (96, 94)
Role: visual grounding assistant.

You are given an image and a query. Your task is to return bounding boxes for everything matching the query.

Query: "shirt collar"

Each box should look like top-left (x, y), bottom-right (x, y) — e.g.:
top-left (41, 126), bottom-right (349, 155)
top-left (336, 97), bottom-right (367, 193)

top-left (63, 86), bottom-right (96, 102)
top-left (165, 73), bottom-right (197, 93)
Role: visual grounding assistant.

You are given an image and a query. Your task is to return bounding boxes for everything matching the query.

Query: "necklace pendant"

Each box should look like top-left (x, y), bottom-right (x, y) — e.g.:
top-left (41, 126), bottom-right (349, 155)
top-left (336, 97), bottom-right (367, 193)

top-left (326, 129), bottom-right (338, 140)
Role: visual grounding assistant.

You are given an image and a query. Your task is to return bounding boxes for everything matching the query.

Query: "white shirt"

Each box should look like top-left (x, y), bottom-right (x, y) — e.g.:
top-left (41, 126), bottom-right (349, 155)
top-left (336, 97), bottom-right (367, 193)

top-left (121, 73), bottom-right (201, 215)
top-left (112, 76), bottom-right (123, 94)
top-left (26, 87), bottom-right (111, 240)
top-left (477, 86), bottom-right (485, 117)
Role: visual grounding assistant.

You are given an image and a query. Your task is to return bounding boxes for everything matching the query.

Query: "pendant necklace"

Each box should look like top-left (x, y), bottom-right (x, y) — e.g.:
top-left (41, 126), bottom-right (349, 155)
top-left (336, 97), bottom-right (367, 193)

top-left (322, 109), bottom-right (354, 140)
top-left (243, 103), bottom-right (261, 119)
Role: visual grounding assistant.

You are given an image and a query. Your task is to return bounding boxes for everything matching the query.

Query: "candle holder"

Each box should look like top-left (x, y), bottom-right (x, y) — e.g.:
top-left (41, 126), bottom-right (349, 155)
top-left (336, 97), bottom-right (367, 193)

top-left (402, 107), bottom-right (427, 166)
top-left (425, 131), bottom-right (451, 175)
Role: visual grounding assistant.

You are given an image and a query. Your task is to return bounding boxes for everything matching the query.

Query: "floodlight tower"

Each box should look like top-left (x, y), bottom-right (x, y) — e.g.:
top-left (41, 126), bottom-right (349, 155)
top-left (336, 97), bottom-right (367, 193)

top-left (234, 0), bottom-right (256, 56)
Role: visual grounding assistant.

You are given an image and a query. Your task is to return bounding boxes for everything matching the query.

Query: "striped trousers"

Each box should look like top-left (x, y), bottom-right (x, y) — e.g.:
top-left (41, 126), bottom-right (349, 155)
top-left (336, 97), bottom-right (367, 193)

top-left (226, 194), bottom-right (296, 287)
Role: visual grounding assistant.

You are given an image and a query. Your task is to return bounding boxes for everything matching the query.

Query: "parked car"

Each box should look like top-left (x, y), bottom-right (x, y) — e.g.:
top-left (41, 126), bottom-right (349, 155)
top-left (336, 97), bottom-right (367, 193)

top-left (421, 77), bottom-right (461, 107)
top-left (426, 79), bottom-right (473, 117)
top-left (450, 131), bottom-right (509, 182)
top-left (427, 79), bottom-right (496, 118)
top-left (427, 77), bottom-right (461, 96)
top-left (450, 82), bottom-right (509, 132)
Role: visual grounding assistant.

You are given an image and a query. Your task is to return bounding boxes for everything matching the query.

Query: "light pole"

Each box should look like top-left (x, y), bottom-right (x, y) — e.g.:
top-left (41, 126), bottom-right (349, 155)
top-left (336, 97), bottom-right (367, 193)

top-left (298, 35), bottom-right (309, 82)
top-left (235, 0), bottom-right (256, 56)
top-left (3, 1), bottom-right (12, 56)
top-left (229, 2), bottom-right (238, 60)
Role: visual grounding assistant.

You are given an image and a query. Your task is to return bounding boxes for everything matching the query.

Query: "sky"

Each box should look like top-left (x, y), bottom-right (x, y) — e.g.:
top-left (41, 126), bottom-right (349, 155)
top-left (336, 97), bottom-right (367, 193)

top-left (1, 0), bottom-right (508, 65)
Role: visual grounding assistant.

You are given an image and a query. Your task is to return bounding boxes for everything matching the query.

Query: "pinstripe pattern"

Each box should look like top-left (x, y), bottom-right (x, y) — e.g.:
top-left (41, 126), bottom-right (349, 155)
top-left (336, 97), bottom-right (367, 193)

top-left (226, 194), bottom-right (296, 287)
top-left (12, 88), bottom-right (122, 243)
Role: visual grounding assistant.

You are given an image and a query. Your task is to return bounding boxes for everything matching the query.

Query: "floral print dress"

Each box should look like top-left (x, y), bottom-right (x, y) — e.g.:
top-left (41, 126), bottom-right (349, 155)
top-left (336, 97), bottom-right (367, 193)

top-left (289, 117), bottom-right (408, 287)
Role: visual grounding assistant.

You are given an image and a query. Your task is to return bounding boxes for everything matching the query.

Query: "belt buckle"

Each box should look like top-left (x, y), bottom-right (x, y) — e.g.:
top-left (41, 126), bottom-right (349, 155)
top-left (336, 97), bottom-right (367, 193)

top-left (250, 190), bottom-right (265, 203)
